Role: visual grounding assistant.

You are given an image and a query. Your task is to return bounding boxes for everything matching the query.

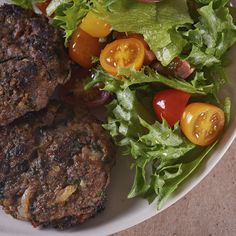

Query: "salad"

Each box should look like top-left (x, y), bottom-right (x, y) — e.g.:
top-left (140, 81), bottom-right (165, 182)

top-left (13, 0), bottom-right (236, 208)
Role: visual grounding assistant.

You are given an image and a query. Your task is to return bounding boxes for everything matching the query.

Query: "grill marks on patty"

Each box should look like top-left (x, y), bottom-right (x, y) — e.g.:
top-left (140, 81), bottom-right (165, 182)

top-left (0, 4), bottom-right (71, 125)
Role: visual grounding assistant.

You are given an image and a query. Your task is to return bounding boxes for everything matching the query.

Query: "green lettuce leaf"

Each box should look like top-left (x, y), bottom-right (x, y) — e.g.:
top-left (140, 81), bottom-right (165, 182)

top-left (195, 0), bottom-right (229, 8)
top-left (118, 67), bottom-right (215, 95)
top-left (186, 45), bottom-right (220, 67)
top-left (85, 67), bottom-right (213, 206)
top-left (190, 65), bottom-right (227, 100)
top-left (46, 0), bottom-right (71, 16)
top-left (85, 64), bottom-right (231, 207)
top-left (185, 1), bottom-right (236, 68)
top-left (86, 66), bottom-right (215, 96)
top-left (94, 0), bottom-right (193, 65)
top-left (102, 84), bottom-right (194, 185)
top-left (104, 86), bottom-right (197, 206)
top-left (150, 142), bottom-right (217, 208)
top-left (53, 0), bottom-right (91, 45)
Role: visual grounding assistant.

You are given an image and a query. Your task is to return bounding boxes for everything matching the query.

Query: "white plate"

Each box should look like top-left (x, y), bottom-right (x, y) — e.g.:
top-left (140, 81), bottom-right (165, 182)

top-left (0, 1), bottom-right (236, 235)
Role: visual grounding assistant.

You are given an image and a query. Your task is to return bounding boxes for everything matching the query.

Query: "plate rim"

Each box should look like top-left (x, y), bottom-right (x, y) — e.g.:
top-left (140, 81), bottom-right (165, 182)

top-left (0, 1), bottom-right (235, 235)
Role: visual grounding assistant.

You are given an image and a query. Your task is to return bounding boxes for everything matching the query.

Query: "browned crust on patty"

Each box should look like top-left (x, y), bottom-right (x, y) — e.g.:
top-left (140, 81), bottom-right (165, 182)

top-left (0, 102), bottom-right (114, 229)
top-left (0, 4), bottom-right (71, 125)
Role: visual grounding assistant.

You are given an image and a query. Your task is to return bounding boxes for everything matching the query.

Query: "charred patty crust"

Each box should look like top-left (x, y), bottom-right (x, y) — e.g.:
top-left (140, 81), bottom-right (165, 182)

top-left (0, 4), bottom-right (71, 125)
top-left (0, 102), bottom-right (114, 229)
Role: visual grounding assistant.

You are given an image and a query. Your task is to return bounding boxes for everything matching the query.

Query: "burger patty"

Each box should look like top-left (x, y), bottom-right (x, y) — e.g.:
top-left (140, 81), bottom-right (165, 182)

top-left (0, 4), bottom-right (71, 125)
top-left (0, 102), bottom-right (114, 229)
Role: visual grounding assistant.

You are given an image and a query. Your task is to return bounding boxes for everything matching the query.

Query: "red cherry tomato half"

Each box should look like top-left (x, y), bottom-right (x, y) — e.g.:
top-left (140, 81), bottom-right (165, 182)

top-left (153, 89), bottom-right (191, 127)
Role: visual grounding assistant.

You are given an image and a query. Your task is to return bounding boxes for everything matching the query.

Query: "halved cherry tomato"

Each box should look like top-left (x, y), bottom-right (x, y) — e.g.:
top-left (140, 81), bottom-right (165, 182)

top-left (69, 28), bottom-right (105, 69)
top-left (180, 103), bottom-right (225, 146)
top-left (153, 89), bottom-right (191, 127)
top-left (100, 38), bottom-right (145, 75)
top-left (80, 11), bottom-right (112, 38)
top-left (36, 0), bottom-right (51, 15)
top-left (115, 33), bottom-right (156, 65)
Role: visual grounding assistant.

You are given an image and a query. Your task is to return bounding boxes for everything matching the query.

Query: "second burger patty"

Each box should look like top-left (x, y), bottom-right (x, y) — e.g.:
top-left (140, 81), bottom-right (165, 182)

top-left (0, 4), bottom-right (71, 125)
top-left (0, 102), bottom-right (114, 229)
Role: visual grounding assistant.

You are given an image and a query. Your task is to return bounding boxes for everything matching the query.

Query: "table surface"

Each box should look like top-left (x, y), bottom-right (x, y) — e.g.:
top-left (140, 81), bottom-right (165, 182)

top-left (112, 139), bottom-right (236, 236)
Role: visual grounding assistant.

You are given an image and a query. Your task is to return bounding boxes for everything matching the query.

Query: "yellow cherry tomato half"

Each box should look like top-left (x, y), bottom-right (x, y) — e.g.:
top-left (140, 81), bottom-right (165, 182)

top-left (100, 38), bottom-right (145, 76)
top-left (80, 11), bottom-right (112, 38)
top-left (180, 103), bottom-right (225, 146)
